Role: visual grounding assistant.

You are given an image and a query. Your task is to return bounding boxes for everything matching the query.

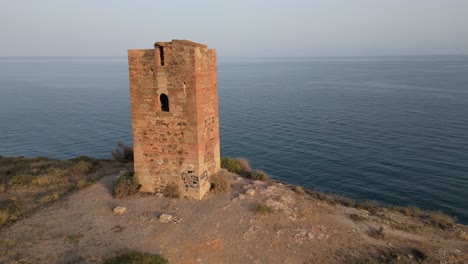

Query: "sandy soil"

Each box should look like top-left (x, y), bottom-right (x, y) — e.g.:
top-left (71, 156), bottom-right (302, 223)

top-left (0, 173), bottom-right (467, 264)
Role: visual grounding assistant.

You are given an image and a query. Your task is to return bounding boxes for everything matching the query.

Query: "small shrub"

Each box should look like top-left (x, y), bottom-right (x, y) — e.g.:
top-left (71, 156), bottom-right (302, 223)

top-left (0, 210), bottom-right (9, 226)
top-left (31, 175), bottom-right (65, 187)
top-left (103, 251), bottom-right (168, 264)
top-left (68, 161), bottom-right (93, 176)
top-left (66, 234), bottom-right (83, 245)
top-left (221, 157), bottom-right (243, 174)
top-left (210, 171), bottom-right (234, 194)
top-left (0, 184), bottom-right (5, 193)
top-left (0, 199), bottom-right (20, 226)
top-left (237, 158), bottom-right (252, 173)
top-left (458, 230), bottom-right (468, 241)
top-left (356, 200), bottom-right (379, 214)
top-left (368, 226), bottom-right (385, 239)
top-left (349, 213), bottom-right (366, 222)
top-left (163, 182), bottom-right (180, 198)
top-left (76, 179), bottom-right (91, 189)
top-left (112, 142), bottom-right (134, 162)
top-left (114, 172), bottom-right (141, 198)
top-left (255, 204), bottom-right (272, 215)
top-left (39, 192), bottom-right (61, 205)
top-left (250, 169), bottom-right (269, 181)
top-left (400, 206), bottom-right (424, 217)
top-left (427, 211), bottom-right (456, 229)
top-left (292, 185), bottom-right (306, 195)
top-left (7, 175), bottom-right (31, 186)
top-left (69, 155), bottom-right (94, 163)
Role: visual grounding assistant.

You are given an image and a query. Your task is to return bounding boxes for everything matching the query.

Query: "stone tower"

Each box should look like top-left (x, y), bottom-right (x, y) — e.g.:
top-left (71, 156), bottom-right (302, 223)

top-left (127, 40), bottom-right (220, 199)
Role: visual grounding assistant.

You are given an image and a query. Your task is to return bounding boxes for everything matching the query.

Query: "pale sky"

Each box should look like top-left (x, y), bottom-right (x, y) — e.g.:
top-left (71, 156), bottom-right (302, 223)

top-left (1, 0), bottom-right (468, 57)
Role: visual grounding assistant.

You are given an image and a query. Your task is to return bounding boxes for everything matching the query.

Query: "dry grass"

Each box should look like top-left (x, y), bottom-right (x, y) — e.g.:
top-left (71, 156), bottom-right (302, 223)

top-left (255, 204), bottom-right (272, 215)
top-left (368, 226), bottom-right (385, 239)
top-left (39, 192), bottom-right (62, 205)
top-left (291, 185), bottom-right (306, 195)
top-left (237, 158), bottom-right (252, 173)
top-left (427, 211), bottom-right (456, 229)
top-left (0, 199), bottom-right (20, 226)
top-left (111, 142), bottom-right (134, 162)
top-left (210, 170), bottom-right (234, 194)
top-left (65, 234), bottom-right (84, 245)
top-left (76, 179), bottom-right (91, 189)
top-left (103, 251), bottom-right (168, 264)
top-left (250, 169), bottom-right (269, 181)
top-left (400, 206), bottom-right (424, 217)
top-left (0, 156), bottom-right (128, 228)
top-left (349, 213), bottom-right (367, 222)
top-left (113, 172), bottom-right (140, 198)
top-left (163, 182), bottom-right (180, 198)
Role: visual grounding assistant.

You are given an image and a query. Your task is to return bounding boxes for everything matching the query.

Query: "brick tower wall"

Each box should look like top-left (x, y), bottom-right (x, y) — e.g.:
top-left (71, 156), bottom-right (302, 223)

top-left (127, 40), bottom-right (220, 199)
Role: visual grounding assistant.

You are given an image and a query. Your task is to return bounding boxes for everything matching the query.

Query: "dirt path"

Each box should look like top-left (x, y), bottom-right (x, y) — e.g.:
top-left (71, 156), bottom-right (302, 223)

top-left (1, 174), bottom-right (467, 263)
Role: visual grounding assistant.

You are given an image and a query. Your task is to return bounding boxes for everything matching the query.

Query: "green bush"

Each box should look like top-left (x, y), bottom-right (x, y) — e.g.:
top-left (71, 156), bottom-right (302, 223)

top-left (250, 169), bottom-right (269, 181)
top-left (220, 157), bottom-right (243, 174)
top-left (113, 172), bottom-right (141, 198)
top-left (103, 252), bottom-right (168, 264)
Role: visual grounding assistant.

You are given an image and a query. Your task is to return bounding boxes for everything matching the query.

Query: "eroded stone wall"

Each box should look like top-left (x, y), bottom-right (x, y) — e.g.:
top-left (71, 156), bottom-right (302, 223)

top-left (128, 40), bottom-right (220, 199)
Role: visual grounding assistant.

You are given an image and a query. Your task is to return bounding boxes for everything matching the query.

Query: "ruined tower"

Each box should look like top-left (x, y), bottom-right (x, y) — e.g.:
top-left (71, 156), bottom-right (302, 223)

top-left (128, 40), bottom-right (220, 199)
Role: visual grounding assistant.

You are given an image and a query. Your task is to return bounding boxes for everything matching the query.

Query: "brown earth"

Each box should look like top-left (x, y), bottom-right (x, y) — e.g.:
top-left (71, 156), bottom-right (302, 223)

top-left (0, 172), bottom-right (467, 264)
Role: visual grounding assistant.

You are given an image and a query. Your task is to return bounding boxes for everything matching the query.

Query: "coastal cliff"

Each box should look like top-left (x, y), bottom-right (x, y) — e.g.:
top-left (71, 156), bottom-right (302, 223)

top-left (0, 157), bottom-right (467, 263)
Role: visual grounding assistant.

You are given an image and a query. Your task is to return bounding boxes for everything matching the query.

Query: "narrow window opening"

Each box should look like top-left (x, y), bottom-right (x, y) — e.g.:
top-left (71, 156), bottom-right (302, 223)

top-left (158, 46), bottom-right (165, 66)
top-left (160, 94), bottom-right (169, 112)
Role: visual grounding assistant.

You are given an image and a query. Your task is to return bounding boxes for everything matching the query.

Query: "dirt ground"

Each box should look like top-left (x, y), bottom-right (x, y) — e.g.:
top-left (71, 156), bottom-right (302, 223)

top-left (0, 173), bottom-right (467, 264)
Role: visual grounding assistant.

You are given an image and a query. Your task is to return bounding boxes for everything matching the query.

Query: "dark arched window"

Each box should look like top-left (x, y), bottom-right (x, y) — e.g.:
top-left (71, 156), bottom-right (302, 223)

top-left (160, 94), bottom-right (169, 112)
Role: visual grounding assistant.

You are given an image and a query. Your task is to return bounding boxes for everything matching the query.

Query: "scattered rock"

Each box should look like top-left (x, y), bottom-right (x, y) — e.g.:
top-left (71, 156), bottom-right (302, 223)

top-left (159, 214), bottom-right (181, 224)
top-left (159, 214), bottom-right (173, 223)
top-left (236, 177), bottom-right (244, 182)
top-left (238, 194), bottom-right (246, 200)
top-left (113, 206), bottom-right (127, 215)
top-left (246, 189), bottom-right (256, 196)
top-left (155, 193), bottom-right (164, 198)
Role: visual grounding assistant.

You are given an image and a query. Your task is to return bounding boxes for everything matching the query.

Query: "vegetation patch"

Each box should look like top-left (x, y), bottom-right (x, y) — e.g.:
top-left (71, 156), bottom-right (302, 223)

top-left (103, 251), bottom-right (168, 264)
top-left (250, 169), bottom-right (269, 181)
top-left (427, 211), bottom-right (456, 229)
top-left (0, 199), bottom-right (20, 226)
top-left (66, 234), bottom-right (84, 245)
top-left (111, 142), bottom-right (134, 162)
top-left (113, 172), bottom-right (141, 199)
top-left (255, 204), bottom-right (272, 215)
top-left (220, 157), bottom-right (243, 175)
top-left (163, 182), bottom-right (180, 198)
top-left (291, 185), bottom-right (306, 195)
top-left (221, 157), bottom-right (269, 181)
top-left (349, 213), bottom-right (367, 222)
top-left (368, 226), bottom-right (385, 239)
top-left (210, 170), bottom-right (234, 194)
top-left (0, 155), bottom-right (128, 228)
top-left (39, 192), bottom-right (62, 205)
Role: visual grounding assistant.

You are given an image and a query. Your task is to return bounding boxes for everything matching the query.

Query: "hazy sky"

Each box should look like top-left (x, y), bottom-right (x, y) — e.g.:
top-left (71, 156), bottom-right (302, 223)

top-left (1, 0), bottom-right (468, 57)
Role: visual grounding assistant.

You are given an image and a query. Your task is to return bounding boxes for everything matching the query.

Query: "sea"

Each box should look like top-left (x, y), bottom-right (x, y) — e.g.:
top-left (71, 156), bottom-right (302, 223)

top-left (0, 55), bottom-right (467, 223)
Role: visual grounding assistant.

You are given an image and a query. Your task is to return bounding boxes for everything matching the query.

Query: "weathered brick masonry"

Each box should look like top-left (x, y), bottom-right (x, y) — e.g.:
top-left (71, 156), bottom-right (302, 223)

top-left (128, 40), bottom-right (220, 199)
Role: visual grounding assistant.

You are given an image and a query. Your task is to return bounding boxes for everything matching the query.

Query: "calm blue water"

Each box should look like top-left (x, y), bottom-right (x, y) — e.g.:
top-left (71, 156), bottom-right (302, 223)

top-left (1, 56), bottom-right (467, 223)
